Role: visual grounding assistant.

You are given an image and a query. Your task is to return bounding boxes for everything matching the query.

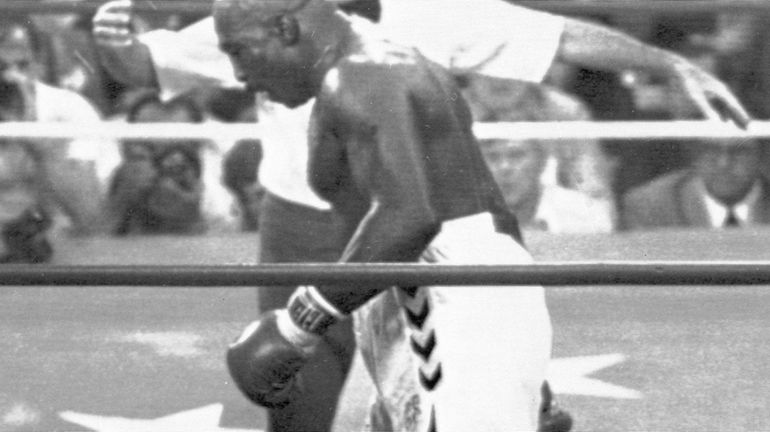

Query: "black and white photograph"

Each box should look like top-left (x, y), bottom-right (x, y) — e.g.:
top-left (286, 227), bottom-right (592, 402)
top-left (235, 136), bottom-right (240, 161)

top-left (0, 0), bottom-right (768, 431)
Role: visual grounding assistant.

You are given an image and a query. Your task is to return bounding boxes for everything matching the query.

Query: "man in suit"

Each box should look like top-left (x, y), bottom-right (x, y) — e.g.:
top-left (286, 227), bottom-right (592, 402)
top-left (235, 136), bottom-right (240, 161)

top-left (620, 138), bottom-right (769, 230)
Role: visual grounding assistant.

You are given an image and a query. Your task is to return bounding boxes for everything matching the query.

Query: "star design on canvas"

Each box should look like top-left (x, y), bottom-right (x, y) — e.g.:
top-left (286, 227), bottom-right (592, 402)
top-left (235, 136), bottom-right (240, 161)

top-left (55, 353), bottom-right (640, 432)
top-left (547, 353), bottom-right (642, 399)
top-left (59, 403), bottom-right (260, 432)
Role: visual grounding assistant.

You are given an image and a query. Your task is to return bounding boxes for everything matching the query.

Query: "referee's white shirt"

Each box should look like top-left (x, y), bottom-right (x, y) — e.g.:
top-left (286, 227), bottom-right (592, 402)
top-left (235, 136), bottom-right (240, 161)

top-left (140, 0), bottom-right (566, 209)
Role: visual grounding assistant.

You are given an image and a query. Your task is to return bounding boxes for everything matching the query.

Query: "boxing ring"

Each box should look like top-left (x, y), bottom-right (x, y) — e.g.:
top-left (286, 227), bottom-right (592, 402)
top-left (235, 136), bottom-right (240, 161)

top-left (3, 0), bottom-right (770, 14)
top-left (0, 1), bottom-right (768, 285)
top-left (0, 119), bottom-right (768, 140)
top-left (1, 118), bottom-right (769, 286)
top-left (2, 262), bottom-right (770, 286)
top-left (0, 3), bottom-right (769, 432)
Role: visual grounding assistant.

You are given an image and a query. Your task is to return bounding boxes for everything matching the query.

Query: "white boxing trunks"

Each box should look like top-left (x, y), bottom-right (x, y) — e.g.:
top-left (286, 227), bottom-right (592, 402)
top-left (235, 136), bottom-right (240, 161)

top-left (355, 212), bottom-right (552, 432)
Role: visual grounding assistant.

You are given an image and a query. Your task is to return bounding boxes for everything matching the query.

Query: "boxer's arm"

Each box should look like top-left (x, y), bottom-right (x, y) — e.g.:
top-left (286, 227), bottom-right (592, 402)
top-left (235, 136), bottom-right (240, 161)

top-left (225, 75), bottom-right (442, 403)
top-left (311, 74), bottom-right (441, 313)
top-left (28, 86), bottom-right (113, 235)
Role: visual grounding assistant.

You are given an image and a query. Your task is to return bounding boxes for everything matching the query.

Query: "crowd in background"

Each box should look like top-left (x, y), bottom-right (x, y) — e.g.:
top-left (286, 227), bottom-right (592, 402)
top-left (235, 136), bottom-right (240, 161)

top-left (1, 0), bottom-right (770, 261)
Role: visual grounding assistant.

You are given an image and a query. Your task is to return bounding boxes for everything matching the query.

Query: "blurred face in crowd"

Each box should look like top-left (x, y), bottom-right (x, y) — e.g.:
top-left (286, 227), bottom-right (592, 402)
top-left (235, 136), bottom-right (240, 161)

top-left (692, 139), bottom-right (763, 206)
top-left (126, 101), bottom-right (203, 188)
top-left (0, 23), bottom-right (38, 121)
top-left (479, 138), bottom-right (547, 209)
top-left (122, 103), bottom-right (195, 161)
top-left (132, 103), bottom-right (198, 124)
top-left (0, 24), bottom-right (36, 83)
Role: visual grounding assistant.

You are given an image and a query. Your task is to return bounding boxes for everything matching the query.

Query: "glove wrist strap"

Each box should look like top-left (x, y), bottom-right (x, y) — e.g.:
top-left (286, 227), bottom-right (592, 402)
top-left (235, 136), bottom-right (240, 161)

top-left (287, 285), bottom-right (347, 335)
top-left (275, 309), bottom-right (319, 354)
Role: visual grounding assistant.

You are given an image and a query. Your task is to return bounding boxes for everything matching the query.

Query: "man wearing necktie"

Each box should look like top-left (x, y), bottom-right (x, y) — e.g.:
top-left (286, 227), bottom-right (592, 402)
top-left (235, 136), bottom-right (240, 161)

top-left (621, 138), bottom-right (770, 230)
top-left (724, 207), bottom-right (740, 228)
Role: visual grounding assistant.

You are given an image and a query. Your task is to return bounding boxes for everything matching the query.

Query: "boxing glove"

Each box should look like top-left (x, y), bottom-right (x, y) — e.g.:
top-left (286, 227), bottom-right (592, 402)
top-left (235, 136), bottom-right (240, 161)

top-left (227, 286), bottom-right (347, 408)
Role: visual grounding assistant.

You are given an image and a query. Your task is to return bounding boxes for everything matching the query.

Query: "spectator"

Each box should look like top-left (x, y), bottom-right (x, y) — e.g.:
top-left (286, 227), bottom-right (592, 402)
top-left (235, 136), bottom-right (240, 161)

top-left (462, 75), bottom-right (616, 203)
top-left (107, 91), bottom-right (239, 234)
top-left (620, 138), bottom-right (770, 230)
top-left (0, 205), bottom-right (53, 263)
top-left (464, 76), bottom-right (617, 233)
top-left (480, 138), bottom-right (616, 234)
top-left (0, 15), bottom-right (112, 236)
top-left (711, 13), bottom-right (770, 121)
top-left (678, 9), bottom-right (770, 178)
top-left (31, 13), bottom-right (122, 116)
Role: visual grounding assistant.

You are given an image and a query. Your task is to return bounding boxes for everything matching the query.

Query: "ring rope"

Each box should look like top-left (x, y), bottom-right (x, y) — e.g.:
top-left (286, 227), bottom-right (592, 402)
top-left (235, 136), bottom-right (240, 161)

top-left (0, 118), bottom-right (764, 286)
top-left (0, 120), bottom-right (756, 142)
top-left (520, 0), bottom-right (770, 14)
top-left (1, 262), bottom-right (770, 286)
top-left (1, 0), bottom-right (769, 15)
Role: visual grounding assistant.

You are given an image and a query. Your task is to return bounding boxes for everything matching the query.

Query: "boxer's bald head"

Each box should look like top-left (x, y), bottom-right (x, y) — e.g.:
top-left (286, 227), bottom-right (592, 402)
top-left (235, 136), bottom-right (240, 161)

top-left (214, 0), bottom-right (345, 108)
top-left (214, 0), bottom-right (311, 39)
top-left (218, 0), bottom-right (311, 17)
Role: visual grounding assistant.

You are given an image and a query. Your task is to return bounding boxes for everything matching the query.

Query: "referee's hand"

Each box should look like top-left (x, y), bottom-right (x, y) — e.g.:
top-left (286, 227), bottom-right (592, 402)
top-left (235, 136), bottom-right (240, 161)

top-left (668, 57), bottom-right (751, 129)
top-left (93, 0), bottom-right (135, 47)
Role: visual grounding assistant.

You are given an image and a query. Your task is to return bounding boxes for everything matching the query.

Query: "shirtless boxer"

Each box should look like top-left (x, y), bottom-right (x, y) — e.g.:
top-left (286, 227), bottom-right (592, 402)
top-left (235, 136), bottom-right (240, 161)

top-left (93, 1), bottom-right (749, 430)
top-left (215, 0), bottom-right (552, 429)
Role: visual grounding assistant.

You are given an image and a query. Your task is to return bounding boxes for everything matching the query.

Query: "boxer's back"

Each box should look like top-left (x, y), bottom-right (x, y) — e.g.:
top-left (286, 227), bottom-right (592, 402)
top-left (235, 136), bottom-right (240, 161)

top-left (310, 40), bottom-right (518, 237)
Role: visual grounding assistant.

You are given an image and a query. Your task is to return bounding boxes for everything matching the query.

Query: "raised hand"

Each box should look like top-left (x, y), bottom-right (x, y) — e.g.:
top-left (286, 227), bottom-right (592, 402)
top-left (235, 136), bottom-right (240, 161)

top-left (93, 0), bottom-right (136, 48)
top-left (666, 58), bottom-right (751, 129)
